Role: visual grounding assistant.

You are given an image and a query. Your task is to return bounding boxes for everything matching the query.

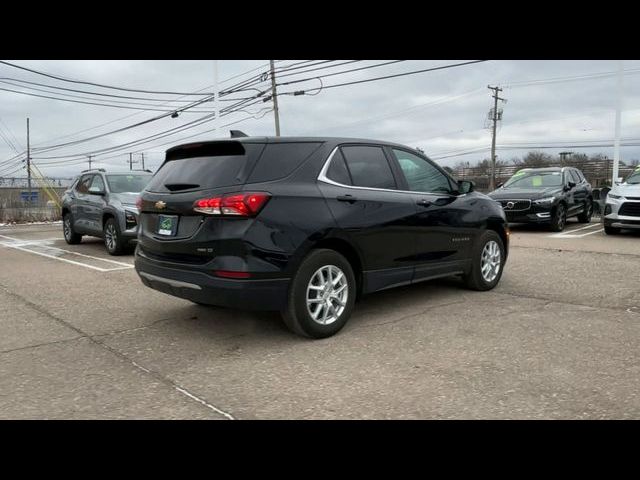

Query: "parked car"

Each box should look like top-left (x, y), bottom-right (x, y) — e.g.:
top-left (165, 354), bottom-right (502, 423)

top-left (134, 136), bottom-right (509, 338)
top-left (61, 169), bottom-right (153, 254)
top-left (487, 166), bottom-right (593, 232)
top-left (603, 166), bottom-right (640, 234)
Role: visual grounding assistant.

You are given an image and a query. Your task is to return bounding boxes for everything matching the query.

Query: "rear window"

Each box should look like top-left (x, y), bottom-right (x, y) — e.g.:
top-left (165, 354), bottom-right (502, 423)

top-left (341, 145), bottom-right (396, 190)
top-left (146, 142), bottom-right (264, 193)
top-left (247, 142), bottom-right (322, 183)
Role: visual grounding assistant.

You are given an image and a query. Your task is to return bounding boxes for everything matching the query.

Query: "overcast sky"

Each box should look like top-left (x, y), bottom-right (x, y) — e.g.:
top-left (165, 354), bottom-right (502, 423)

top-left (1, 59), bottom-right (639, 179)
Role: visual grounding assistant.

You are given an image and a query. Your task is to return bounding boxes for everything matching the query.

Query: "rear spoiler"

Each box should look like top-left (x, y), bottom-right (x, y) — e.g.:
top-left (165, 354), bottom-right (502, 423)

top-left (165, 141), bottom-right (246, 162)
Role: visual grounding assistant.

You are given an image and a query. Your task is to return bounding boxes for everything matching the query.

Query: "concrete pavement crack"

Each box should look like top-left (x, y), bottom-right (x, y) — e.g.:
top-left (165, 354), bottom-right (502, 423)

top-left (0, 282), bottom-right (235, 420)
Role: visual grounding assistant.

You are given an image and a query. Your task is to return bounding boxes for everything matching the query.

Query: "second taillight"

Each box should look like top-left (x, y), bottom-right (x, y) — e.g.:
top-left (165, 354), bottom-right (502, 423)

top-left (193, 192), bottom-right (270, 217)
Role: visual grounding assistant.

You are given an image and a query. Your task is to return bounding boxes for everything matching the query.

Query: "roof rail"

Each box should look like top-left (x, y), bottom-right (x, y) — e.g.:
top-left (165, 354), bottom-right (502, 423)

top-left (81, 168), bottom-right (106, 173)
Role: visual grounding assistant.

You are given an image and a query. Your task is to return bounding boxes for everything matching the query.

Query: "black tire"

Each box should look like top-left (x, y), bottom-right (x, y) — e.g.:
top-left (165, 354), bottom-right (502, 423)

top-left (281, 249), bottom-right (356, 339)
top-left (549, 203), bottom-right (567, 232)
top-left (103, 217), bottom-right (127, 255)
top-left (462, 230), bottom-right (505, 291)
top-left (577, 199), bottom-right (593, 223)
top-left (62, 213), bottom-right (82, 244)
top-left (604, 225), bottom-right (621, 235)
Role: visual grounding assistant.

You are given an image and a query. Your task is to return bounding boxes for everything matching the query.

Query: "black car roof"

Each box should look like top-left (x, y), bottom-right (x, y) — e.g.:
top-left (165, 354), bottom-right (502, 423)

top-left (165, 136), bottom-right (421, 155)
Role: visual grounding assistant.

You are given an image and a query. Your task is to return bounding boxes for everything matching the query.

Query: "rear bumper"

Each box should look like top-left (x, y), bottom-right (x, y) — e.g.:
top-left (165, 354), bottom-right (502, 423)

top-left (134, 250), bottom-right (290, 310)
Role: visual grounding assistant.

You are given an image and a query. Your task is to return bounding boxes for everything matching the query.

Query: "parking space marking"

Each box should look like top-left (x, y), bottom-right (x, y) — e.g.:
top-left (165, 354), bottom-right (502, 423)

top-left (547, 223), bottom-right (604, 238)
top-left (0, 234), bottom-right (134, 272)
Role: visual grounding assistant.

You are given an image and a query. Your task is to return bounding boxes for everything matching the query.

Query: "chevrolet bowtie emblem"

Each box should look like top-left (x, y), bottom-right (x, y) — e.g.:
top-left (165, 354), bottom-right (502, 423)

top-left (155, 201), bottom-right (166, 210)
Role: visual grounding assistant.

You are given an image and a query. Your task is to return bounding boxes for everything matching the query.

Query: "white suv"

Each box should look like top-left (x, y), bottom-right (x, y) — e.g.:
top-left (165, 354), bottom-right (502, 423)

top-left (603, 167), bottom-right (640, 234)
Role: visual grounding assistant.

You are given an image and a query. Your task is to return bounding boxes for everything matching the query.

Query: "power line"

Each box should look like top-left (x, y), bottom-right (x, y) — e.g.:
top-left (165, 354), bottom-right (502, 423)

top-left (278, 60), bottom-right (488, 93)
top-left (0, 60), bottom-right (218, 96)
top-left (26, 62), bottom-right (275, 150)
top-left (276, 60), bottom-right (407, 87)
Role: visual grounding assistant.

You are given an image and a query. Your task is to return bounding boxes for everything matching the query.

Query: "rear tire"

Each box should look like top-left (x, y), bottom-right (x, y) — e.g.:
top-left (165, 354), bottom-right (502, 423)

top-left (604, 225), bottom-right (621, 235)
top-left (462, 230), bottom-right (505, 291)
top-left (62, 213), bottom-right (82, 244)
top-left (549, 203), bottom-right (567, 232)
top-left (103, 217), bottom-right (127, 255)
top-left (577, 199), bottom-right (593, 223)
top-left (281, 249), bottom-right (356, 339)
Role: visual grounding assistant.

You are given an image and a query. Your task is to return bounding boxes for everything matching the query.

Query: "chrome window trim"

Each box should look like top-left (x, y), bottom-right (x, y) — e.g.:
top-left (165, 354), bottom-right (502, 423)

top-left (317, 145), bottom-right (461, 197)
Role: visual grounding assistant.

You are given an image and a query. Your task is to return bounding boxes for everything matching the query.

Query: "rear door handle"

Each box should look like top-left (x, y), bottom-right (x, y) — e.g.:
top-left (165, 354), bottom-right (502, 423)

top-left (417, 199), bottom-right (432, 207)
top-left (337, 195), bottom-right (358, 204)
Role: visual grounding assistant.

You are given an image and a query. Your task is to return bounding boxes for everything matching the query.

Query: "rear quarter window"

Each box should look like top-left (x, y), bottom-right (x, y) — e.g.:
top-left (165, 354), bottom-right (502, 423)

top-left (247, 142), bottom-right (322, 183)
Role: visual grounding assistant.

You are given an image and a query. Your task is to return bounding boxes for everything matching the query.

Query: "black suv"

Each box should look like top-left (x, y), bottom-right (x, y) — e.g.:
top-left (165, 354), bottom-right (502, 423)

top-left (488, 167), bottom-right (593, 231)
top-left (135, 136), bottom-right (509, 338)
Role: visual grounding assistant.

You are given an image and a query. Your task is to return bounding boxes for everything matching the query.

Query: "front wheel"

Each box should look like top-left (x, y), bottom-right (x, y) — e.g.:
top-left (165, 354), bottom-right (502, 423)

top-left (103, 217), bottom-right (127, 255)
top-left (549, 203), bottom-right (567, 232)
top-left (281, 249), bottom-right (356, 339)
top-left (462, 230), bottom-right (505, 291)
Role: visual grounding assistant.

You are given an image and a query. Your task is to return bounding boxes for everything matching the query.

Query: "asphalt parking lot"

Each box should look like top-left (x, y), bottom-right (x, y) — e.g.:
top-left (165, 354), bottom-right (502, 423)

top-left (1, 218), bottom-right (639, 419)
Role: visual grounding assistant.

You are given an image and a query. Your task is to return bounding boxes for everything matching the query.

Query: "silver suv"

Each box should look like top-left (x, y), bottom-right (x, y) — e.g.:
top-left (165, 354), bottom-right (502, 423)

top-left (61, 169), bottom-right (153, 254)
top-left (603, 166), bottom-right (640, 235)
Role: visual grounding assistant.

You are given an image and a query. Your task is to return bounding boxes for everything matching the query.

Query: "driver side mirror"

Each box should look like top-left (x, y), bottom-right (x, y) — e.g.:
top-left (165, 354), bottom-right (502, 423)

top-left (564, 181), bottom-right (576, 191)
top-left (457, 180), bottom-right (475, 194)
top-left (88, 186), bottom-right (105, 195)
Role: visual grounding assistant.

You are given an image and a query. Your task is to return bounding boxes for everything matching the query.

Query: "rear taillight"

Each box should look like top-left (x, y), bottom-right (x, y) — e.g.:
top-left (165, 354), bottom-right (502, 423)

top-left (136, 196), bottom-right (143, 211)
top-left (193, 192), bottom-right (270, 217)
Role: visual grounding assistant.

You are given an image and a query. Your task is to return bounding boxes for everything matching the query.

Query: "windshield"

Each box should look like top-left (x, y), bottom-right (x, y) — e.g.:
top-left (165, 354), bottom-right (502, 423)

top-left (503, 170), bottom-right (563, 188)
top-left (106, 174), bottom-right (151, 193)
top-left (625, 169), bottom-right (640, 184)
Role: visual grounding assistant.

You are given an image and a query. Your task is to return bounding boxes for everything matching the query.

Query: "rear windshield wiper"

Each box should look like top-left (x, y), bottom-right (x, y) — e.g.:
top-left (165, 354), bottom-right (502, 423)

top-left (164, 183), bottom-right (200, 191)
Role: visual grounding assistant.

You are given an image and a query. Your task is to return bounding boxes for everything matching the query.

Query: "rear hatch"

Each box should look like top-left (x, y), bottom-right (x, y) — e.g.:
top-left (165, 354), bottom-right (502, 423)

top-left (138, 141), bottom-right (266, 263)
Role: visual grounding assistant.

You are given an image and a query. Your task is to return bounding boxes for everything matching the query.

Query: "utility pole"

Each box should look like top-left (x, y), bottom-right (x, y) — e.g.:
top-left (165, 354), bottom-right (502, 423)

top-left (269, 60), bottom-right (281, 136)
top-left (488, 86), bottom-right (506, 191)
top-left (141, 152), bottom-right (145, 170)
top-left (26, 118), bottom-right (32, 208)
top-left (129, 152), bottom-right (133, 171)
top-left (88, 155), bottom-right (93, 170)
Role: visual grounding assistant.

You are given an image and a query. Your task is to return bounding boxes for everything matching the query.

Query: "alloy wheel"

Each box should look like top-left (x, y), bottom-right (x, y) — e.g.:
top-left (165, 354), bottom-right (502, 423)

top-left (480, 240), bottom-right (501, 283)
top-left (306, 265), bottom-right (349, 325)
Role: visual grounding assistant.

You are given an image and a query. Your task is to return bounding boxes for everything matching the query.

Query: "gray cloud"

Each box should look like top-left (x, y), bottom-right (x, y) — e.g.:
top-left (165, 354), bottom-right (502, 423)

top-left (1, 59), bottom-right (639, 179)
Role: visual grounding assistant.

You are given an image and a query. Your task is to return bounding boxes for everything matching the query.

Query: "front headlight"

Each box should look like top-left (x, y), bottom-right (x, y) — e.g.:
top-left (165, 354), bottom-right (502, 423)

top-left (533, 197), bottom-right (556, 205)
top-left (607, 193), bottom-right (623, 200)
top-left (124, 209), bottom-right (137, 227)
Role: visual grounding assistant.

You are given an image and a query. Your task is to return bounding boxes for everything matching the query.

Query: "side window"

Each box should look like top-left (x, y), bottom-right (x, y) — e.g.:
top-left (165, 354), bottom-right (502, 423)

top-left (325, 149), bottom-right (352, 185)
top-left (569, 169), bottom-right (581, 184)
top-left (248, 142), bottom-right (322, 183)
top-left (341, 146), bottom-right (396, 190)
top-left (90, 175), bottom-right (105, 192)
top-left (76, 175), bottom-right (92, 194)
top-left (392, 149), bottom-right (451, 193)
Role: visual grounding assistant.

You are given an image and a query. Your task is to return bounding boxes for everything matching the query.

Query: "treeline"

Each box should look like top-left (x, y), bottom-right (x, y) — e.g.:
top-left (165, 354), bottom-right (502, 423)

top-left (454, 152), bottom-right (640, 173)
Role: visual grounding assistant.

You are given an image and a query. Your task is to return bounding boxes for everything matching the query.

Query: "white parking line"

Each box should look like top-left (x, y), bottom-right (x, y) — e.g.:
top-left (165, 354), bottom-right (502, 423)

top-left (548, 223), bottom-right (604, 238)
top-left (0, 234), bottom-right (134, 272)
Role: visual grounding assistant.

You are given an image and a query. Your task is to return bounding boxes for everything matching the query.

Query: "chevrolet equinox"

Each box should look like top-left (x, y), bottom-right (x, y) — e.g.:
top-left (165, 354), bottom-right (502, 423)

top-left (135, 135), bottom-right (509, 338)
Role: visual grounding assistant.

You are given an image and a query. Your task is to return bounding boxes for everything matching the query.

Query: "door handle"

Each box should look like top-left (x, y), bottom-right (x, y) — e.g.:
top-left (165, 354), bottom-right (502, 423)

top-left (337, 195), bottom-right (358, 204)
top-left (417, 199), bottom-right (432, 207)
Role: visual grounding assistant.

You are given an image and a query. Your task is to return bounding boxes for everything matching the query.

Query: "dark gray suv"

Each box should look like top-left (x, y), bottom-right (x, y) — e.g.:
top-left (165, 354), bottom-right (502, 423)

top-left (61, 169), bottom-right (153, 255)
